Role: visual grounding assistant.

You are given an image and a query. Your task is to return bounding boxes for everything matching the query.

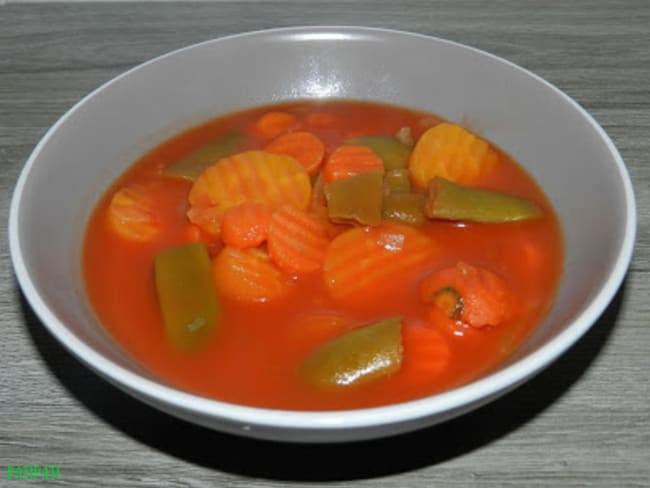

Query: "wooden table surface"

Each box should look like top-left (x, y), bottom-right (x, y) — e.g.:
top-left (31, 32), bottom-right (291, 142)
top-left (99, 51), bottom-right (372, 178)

top-left (1, 1), bottom-right (648, 486)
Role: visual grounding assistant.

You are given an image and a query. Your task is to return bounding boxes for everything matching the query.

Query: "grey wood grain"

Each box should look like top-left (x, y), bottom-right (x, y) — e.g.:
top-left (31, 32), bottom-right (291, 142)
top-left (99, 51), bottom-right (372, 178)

top-left (1, 1), bottom-right (649, 487)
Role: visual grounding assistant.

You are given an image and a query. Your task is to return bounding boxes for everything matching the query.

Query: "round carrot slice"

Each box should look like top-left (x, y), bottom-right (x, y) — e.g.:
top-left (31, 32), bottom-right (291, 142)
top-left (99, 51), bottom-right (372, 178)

top-left (420, 261), bottom-right (512, 328)
top-left (212, 246), bottom-right (292, 304)
top-left (408, 122), bottom-right (498, 188)
top-left (188, 150), bottom-right (312, 235)
top-left (400, 325), bottom-right (450, 386)
top-left (323, 223), bottom-right (436, 304)
top-left (220, 202), bottom-right (273, 249)
top-left (107, 184), bottom-right (159, 242)
top-left (267, 206), bottom-right (330, 275)
top-left (322, 145), bottom-right (384, 183)
top-left (265, 131), bottom-right (325, 174)
top-left (254, 111), bottom-right (298, 139)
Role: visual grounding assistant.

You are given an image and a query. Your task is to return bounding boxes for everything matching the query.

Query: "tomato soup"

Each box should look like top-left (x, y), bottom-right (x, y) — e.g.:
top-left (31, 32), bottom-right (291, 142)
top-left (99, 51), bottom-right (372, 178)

top-left (83, 101), bottom-right (562, 410)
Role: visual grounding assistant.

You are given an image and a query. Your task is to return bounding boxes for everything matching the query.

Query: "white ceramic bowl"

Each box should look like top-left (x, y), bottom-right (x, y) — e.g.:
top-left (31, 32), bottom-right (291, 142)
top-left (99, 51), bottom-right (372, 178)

top-left (9, 27), bottom-right (635, 443)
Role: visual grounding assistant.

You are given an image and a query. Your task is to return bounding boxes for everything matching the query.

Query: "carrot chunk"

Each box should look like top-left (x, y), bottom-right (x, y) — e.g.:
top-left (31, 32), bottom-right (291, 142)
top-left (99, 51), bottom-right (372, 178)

top-left (107, 184), bottom-right (159, 242)
top-left (400, 325), bottom-right (450, 385)
top-left (265, 131), bottom-right (325, 175)
top-left (212, 246), bottom-right (291, 304)
top-left (322, 145), bottom-right (385, 183)
top-left (409, 122), bottom-right (498, 188)
top-left (324, 223), bottom-right (436, 304)
top-left (267, 206), bottom-right (331, 275)
top-left (255, 111), bottom-right (298, 139)
top-left (188, 150), bottom-right (311, 235)
top-left (420, 261), bottom-right (512, 328)
top-left (220, 202), bottom-right (273, 249)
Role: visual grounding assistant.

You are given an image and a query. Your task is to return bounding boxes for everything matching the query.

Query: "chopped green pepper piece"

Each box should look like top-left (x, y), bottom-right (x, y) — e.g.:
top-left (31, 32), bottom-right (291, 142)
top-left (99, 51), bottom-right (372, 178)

top-left (161, 133), bottom-right (243, 181)
top-left (384, 168), bottom-right (411, 193)
top-left (300, 316), bottom-right (403, 388)
top-left (426, 177), bottom-right (543, 223)
top-left (154, 242), bottom-right (219, 349)
top-left (346, 135), bottom-right (412, 171)
top-left (383, 193), bottom-right (426, 226)
top-left (325, 170), bottom-right (384, 226)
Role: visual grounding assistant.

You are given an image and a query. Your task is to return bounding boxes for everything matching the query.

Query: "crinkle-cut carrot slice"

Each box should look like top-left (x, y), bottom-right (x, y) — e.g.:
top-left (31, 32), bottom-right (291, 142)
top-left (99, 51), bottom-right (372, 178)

top-left (187, 206), bottom-right (225, 237)
top-left (267, 206), bottom-right (331, 275)
top-left (188, 150), bottom-right (312, 234)
top-left (107, 184), bottom-right (159, 242)
top-left (400, 325), bottom-right (450, 385)
top-left (323, 223), bottom-right (436, 304)
top-left (212, 246), bottom-right (292, 304)
top-left (408, 122), bottom-right (498, 189)
top-left (254, 111), bottom-right (298, 139)
top-left (420, 261), bottom-right (512, 328)
top-left (265, 131), bottom-right (326, 175)
top-left (220, 202), bottom-right (273, 249)
top-left (323, 145), bottom-right (385, 183)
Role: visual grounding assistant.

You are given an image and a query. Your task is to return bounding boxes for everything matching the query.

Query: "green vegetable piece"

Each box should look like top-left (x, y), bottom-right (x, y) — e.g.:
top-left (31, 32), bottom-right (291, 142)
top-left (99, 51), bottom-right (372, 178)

top-left (384, 168), bottom-right (411, 193)
top-left (346, 135), bottom-right (412, 171)
top-left (426, 177), bottom-right (543, 223)
top-left (161, 133), bottom-right (243, 181)
top-left (383, 193), bottom-right (426, 226)
top-left (301, 316), bottom-right (403, 388)
top-left (325, 170), bottom-right (384, 226)
top-left (154, 242), bottom-right (219, 349)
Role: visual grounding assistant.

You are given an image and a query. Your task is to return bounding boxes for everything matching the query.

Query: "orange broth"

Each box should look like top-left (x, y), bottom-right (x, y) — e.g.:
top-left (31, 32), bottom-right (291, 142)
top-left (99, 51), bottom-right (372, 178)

top-left (83, 101), bottom-right (563, 410)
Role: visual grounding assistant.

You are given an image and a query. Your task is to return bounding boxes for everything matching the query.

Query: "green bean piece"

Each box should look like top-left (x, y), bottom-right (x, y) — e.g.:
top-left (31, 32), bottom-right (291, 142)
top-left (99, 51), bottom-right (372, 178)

top-left (161, 133), bottom-right (244, 181)
top-left (325, 170), bottom-right (384, 226)
top-left (383, 193), bottom-right (426, 226)
top-left (426, 177), bottom-right (543, 223)
top-left (300, 316), bottom-right (403, 388)
top-left (346, 135), bottom-right (412, 170)
top-left (384, 168), bottom-right (411, 193)
top-left (154, 242), bottom-right (219, 349)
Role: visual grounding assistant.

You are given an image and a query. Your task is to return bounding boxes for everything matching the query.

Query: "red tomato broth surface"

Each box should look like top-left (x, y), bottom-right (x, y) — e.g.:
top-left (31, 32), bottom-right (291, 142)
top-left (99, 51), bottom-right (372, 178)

top-left (83, 100), bottom-right (563, 410)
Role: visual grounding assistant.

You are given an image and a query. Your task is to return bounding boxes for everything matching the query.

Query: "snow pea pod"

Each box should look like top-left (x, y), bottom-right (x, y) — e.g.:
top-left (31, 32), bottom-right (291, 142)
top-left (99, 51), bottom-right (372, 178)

top-left (426, 177), bottom-right (543, 223)
top-left (154, 242), bottom-right (219, 349)
top-left (300, 316), bottom-right (403, 388)
top-left (161, 133), bottom-right (243, 181)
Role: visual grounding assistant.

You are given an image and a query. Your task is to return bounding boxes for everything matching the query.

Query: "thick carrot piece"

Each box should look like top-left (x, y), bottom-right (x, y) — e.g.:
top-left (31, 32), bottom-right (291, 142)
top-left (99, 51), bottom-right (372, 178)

top-left (188, 151), bottom-right (312, 235)
top-left (267, 206), bottom-right (330, 275)
top-left (255, 111), bottom-right (298, 139)
top-left (212, 246), bottom-right (292, 304)
top-left (420, 261), bottom-right (512, 328)
top-left (107, 184), bottom-right (159, 242)
top-left (400, 325), bottom-right (450, 386)
top-left (324, 223), bottom-right (436, 304)
top-left (409, 122), bottom-right (498, 188)
top-left (322, 145), bottom-right (385, 183)
top-left (220, 202), bottom-right (273, 249)
top-left (265, 131), bottom-right (325, 175)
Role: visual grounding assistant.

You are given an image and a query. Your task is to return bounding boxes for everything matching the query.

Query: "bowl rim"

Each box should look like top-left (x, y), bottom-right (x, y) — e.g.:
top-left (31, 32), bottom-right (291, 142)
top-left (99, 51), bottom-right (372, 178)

top-left (9, 25), bottom-right (637, 434)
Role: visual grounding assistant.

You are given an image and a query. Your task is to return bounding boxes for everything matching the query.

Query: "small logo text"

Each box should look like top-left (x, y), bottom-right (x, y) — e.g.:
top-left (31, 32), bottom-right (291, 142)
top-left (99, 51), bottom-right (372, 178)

top-left (6, 466), bottom-right (61, 481)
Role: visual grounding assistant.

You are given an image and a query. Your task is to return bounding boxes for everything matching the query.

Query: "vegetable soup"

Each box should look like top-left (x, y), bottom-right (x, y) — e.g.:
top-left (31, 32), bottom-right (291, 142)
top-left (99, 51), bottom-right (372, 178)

top-left (83, 101), bottom-right (562, 410)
